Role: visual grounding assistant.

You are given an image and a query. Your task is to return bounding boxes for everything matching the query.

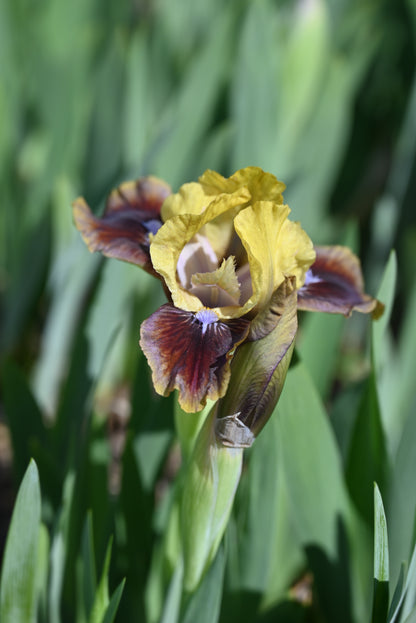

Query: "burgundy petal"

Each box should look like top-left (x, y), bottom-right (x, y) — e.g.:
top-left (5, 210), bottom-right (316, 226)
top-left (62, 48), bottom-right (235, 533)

top-left (139, 304), bottom-right (250, 413)
top-left (72, 176), bottom-right (171, 274)
top-left (297, 246), bottom-right (384, 318)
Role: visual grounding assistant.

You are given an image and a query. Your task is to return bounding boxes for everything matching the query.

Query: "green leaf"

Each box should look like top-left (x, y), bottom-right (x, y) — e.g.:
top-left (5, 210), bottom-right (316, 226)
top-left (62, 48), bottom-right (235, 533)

top-left (81, 513), bottom-right (97, 619)
top-left (160, 561), bottom-right (183, 623)
top-left (374, 484), bottom-right (390, 582)
top-left (278, 362), bottom-right (350, 553)
top-left (393, 271), bottom-right (416, 450)
top-left (386, 388), bottom-right (416, 586)
top-left (371, 251), bottom-right (398, 453)
top-left (31, 243), bottom-right (99, 417)
top-left (129, 344), bottom-right (174, 492)
top-left (372, 483), bottom-right (389, 623)
top-left (389, 543), bottom-right (416, 623)
top-left (89, 538), bottom-right (113, 623)
top-left (235, 411), bottom-right (303, 599)
top-left (402, 543), bottom-right (416, 622)
top-left (402, 606), bottom-right (416, 623)
top-left (53, 332), bottom-right (93, 473)
top-left (262, 459), bottom-right (305, 608)
top-left (297, 311), bottom-right (345, 398)
top-left (48, 470), bottom-right (76, 622)
top-left (150, 6), bottom-right (235, 187)
top-left (180, 547), bottom-right (225, 623)
top-left (230, 1), bottom-right (280, 172)
top-left (36, 523), bottom-right (50, 623)
top-left (278, 0), bottom-right (330, 169)
top-left (1, 213), bottom-right (51, 354)
top-left (181, 408), bottom-right (243, 592)
top-left (84, 36), bottom-right (124, 198)
top-left (388, 563), bottom-right (406, 622)
top-left (278, 361), bottom-right (371, 623)
top-left (0, 460), bottom-right (41, 623)
top-left (346, 370), bottom-right (389, 526)
top-left (119, 434), bottom-right (155, 621)
top-left (122, 29), bottom-right (153, 174)
top-left (102, 579), bottom-right (126, 623)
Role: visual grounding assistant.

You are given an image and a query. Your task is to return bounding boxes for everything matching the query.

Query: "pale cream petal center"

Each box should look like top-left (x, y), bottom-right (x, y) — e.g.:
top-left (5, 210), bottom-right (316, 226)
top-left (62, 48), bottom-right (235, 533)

top-left (177, 234), bottom-right (218, 289)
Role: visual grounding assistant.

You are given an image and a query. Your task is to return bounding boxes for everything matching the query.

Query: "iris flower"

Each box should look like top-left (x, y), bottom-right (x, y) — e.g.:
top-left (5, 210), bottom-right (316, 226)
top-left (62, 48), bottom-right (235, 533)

top-left (73, 167), bottom-right (382, 444)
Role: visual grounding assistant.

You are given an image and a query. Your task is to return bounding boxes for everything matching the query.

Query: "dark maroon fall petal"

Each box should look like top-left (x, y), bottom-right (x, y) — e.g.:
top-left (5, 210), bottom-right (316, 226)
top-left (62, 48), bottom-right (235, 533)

top-left (139, 304), bottom-right (250, 413)
top-left (73, 176), bottom-right (171, 274)
top-left (297, 245), bottom-right (384, 318)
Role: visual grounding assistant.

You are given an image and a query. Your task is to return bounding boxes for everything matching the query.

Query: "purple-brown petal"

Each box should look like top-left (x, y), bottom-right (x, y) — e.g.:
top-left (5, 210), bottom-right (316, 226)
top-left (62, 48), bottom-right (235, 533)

top-left (139, 304), bottom-right (250, 413)
top-left (72, 176), bottom-right (171, 274)
top-left (297, 245), bottom-right (384, 318)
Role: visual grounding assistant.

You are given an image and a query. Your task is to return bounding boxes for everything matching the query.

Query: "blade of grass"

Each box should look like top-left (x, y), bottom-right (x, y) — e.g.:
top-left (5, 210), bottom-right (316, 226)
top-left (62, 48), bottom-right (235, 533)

top-left (372, 483), bottom-right (389, 623)
top-left (390, 544), bottom-right (416, 623)
top-left (81, 513), bottom-right (97, 618)
top-left (89, 538), bottom-right (113, 623)
top-left (278, 361), bottom-right (371, 623)
top-left (0, 460), bottom-right (41, 623)
top-left (102, 579), bottom-right (126, 623)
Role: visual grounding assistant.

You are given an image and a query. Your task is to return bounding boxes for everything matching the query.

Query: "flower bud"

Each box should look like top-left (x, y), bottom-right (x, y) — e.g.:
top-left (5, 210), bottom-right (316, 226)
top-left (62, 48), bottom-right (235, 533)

top-left (180, 406), bottom-right (243, 591)
top-left (215, 277), bottom-right (298, 446)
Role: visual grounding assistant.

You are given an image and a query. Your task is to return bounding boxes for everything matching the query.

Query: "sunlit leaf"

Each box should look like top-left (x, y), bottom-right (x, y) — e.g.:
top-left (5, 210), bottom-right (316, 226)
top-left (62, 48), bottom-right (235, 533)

top-left (278, 361), bottom-right (371, 622)
top-left (102, 579), bottom-right (126, 623)
top-left (0, 461), bottom-right (41, 623)
top-left (89, 538), bottom-right (113, 623)
top-left (372, 483), bottom-right (389, 623)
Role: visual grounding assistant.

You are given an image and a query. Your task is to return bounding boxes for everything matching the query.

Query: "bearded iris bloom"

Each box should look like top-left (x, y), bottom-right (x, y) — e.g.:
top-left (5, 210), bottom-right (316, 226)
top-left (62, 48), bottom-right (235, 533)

top-left (73, 167), bottom-right (382, 445)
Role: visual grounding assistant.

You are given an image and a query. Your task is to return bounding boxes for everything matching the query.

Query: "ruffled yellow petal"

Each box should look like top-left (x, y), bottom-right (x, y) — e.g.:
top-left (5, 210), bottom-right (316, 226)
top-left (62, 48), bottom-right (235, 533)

top-left (161, 181), bottom-right (248, 259)
top-left (200, 166), bottom-right (286, 203)
top-left (234, 201), bottom-right (315, 315)
top-left (150, 188), bottom-right (250, 313)
top-left (198, 167), bottom-right (287, 260)
top-left (161, 182), bottom-right (209, 221)
top-left (277, 219), bottom-right (317, 286)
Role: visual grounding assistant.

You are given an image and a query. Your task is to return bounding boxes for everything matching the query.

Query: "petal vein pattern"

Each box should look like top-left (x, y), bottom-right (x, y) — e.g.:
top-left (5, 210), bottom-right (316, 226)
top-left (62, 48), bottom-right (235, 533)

top-left (140, 305), bottom-right (250, 412)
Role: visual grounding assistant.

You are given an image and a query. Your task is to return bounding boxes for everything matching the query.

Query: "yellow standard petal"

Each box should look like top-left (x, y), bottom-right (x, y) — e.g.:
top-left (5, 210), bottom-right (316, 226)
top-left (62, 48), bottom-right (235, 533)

top-left (200, 166), bottom-right (286, 203)
top-left (234, 201), bottom-right (315, 314)
top-left (161, 182), bottom-right (210, 221)
top-left (150, 188), bottom-right (251, 313)
top-left (161, 181), bottom-right (249, 260)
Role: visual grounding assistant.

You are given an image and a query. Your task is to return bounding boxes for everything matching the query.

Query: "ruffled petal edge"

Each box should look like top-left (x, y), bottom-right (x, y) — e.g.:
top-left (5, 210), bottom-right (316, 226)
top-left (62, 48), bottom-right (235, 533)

top-left (297, 246), bottom-right (384, 318)
top-left (72, 176), bottom-right (171, 273)
top-left (139, 304), bottom-right (250, 413)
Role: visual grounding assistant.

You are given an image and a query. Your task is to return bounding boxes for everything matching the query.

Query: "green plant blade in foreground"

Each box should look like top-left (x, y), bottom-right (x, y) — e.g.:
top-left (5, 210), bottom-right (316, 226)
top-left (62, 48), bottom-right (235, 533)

top-left (277, 361), bottom-right (370, 622)
top-left (0, 460), bottom-right (41, 623)
top-left (372, 483), bottom-right (389, 623)
top-left (102, 579), bottom-right (126, 623)
top-left (389, 544), bottom-right (416, 623)
top-left (180, 546), bottom-right (225, 623)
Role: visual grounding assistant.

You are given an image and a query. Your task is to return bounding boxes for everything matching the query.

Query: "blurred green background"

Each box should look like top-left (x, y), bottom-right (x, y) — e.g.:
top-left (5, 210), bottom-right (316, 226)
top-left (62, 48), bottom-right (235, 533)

top-left (1, 0), bottom-right (416, 621)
